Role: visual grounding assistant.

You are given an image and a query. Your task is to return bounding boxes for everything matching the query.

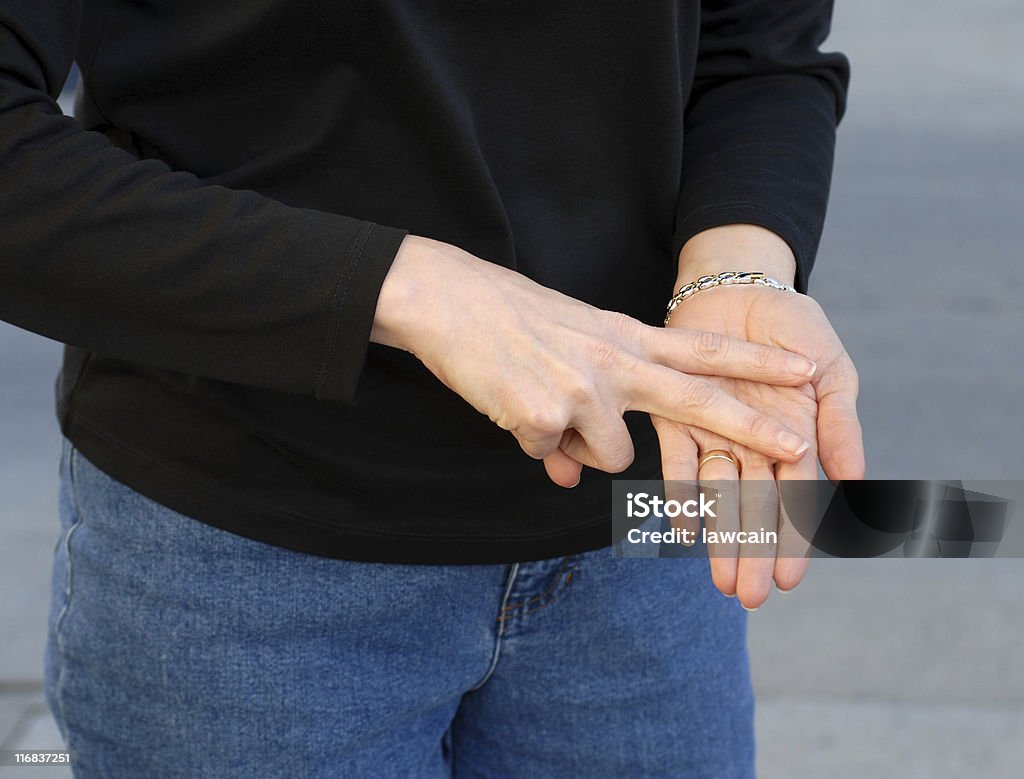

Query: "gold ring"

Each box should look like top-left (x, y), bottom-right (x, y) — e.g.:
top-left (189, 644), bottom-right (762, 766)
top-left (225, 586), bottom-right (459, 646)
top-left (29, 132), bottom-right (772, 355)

top-left (698, 449), bottom-right (741, 474)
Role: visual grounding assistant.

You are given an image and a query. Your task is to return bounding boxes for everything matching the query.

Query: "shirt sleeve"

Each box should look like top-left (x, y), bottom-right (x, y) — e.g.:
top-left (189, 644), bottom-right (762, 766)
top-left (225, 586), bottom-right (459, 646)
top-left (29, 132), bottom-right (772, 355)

top-left (672, 0), bottom-right (850, 292)
top-left (0, 2), bottom-right (408, 404)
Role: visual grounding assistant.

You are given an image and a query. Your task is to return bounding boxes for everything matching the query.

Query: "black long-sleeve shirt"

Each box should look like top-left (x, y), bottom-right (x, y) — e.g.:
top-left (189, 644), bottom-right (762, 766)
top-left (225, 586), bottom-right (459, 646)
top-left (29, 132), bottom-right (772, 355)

top-left (0, 1), bottom-right (848, 563)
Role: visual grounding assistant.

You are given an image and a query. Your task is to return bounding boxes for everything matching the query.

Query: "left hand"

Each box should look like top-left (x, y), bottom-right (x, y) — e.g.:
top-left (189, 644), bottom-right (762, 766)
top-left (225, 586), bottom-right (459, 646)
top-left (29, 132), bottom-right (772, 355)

top-left (651, 228), bottom-right (865, 609)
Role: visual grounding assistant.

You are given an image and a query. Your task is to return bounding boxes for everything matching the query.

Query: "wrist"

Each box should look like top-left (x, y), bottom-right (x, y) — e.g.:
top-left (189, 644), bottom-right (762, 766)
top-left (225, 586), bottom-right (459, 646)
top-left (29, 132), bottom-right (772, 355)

top-left (664, 272), bottom-right (797, 326)
top-left (370, 234), bottom-right (435, 352)
top-left (676, 224), bottom-right (797, 288)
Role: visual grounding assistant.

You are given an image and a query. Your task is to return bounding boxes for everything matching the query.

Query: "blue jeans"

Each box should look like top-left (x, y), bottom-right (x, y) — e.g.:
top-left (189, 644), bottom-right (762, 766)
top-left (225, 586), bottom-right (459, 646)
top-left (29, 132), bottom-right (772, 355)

top-left (45, 439), bottom-right (754, 778)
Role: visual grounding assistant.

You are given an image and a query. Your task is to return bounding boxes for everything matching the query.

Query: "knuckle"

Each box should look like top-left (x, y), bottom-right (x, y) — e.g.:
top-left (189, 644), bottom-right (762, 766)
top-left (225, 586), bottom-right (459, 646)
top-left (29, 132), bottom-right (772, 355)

top-left (523, 406), bottom-right (565, 436)
top-left (661, 450), bottom-right (696, 468)
top-left (649, 414), bottom-right (671, 433)
top-left (607, 311), bottom-right (640, 340)
top-left (825, 356), bottom-right (860, 397)
top-left (491, 413), bottom-right (513, 432)
top-left (562, 369), bottom-right (598, 410)
top-left (632, 322), bottom-right (657, 358)
top-left (742, 410), bottom-right (772, 440)
top-left (515, 436), bottom-right (547, 459)
top-left (694, 330), bottom-right (728, 362)
top-left (661, 451), bottom-right (697, 472)
top-left (681, 378), bottom-right (718, 410)
top-left (489, 388), bottom-right (518, 431)
top-left (589, 337), bottom-right (623, 371)
top-left (752, 345), bottom-right (774, 371)
top-left (743, 495), bottom-right (779, 517)
top-left (601, 439), bottom-right (635, 473)
top-left (509, 424), bottom-right (543, 456)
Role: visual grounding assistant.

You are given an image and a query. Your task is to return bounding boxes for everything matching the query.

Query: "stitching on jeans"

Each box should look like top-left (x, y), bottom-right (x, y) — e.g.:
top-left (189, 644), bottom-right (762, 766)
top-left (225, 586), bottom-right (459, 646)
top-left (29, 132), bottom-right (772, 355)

top-left (500, 558), bottom-right (571, 611)
top-left (497, 556), bottom-right (579, 621)
top-left (496, 571), bottom-right (574, 620)
top-left (468, 563), bottom-right (520, 692)
top-left (52, 445), bottom-right (87, 744)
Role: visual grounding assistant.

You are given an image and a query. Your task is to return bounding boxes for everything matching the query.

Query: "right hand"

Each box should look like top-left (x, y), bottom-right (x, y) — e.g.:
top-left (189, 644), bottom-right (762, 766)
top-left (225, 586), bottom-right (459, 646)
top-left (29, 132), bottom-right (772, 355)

top-left (371, 236), bottom-right (817, 487)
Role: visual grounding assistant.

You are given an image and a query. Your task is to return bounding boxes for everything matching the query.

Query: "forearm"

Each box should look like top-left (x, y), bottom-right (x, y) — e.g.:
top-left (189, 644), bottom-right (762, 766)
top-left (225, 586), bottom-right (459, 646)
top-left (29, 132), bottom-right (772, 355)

top-left (0, 4), bottom-right (412, 403)
top-left (673, 1), bottom-right (848, 293)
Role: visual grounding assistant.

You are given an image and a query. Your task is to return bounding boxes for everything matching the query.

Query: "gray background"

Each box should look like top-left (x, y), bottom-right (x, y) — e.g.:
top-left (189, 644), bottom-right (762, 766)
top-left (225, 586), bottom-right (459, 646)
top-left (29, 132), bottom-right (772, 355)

top-left (1, 1), bottom-right (1022, 776)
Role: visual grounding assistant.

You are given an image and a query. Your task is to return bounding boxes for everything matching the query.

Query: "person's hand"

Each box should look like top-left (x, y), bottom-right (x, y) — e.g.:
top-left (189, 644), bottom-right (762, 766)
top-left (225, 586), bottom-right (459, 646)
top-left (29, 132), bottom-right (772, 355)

top-left (653, 230), bottom-right (864, 609)
top-left (371, 235), bottom-right (820, 487)
top-left (652, 226), bottom-right (865, 608)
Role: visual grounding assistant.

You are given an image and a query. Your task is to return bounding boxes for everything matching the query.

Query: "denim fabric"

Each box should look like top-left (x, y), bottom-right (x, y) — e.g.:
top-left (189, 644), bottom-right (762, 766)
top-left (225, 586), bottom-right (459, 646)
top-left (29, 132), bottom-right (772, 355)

top-left (45, 439), bottom-right (754, 778)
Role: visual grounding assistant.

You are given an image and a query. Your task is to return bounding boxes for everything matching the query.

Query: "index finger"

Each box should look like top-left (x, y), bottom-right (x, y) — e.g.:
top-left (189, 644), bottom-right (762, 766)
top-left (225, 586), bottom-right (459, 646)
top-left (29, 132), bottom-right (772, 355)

top-left (627, 366), bottom-right (812, 463)
top-left (642, 325), bottom-right (817, 386)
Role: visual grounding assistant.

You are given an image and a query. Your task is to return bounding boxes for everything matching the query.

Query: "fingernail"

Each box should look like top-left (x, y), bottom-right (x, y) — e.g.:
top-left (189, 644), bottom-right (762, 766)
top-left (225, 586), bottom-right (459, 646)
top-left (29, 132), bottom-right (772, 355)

top-left (778, 432), bottom-right (810, 456)
top-left (723, 592), bottom-right (737, 598)
top-left (775, 584), bottom-right (794, 594)
top-left (742, 604), bottom-right (759, 613)
top-left (571, 476), bottom-right (581, 488)
top-left (789, 358), bottom-right (817, 378)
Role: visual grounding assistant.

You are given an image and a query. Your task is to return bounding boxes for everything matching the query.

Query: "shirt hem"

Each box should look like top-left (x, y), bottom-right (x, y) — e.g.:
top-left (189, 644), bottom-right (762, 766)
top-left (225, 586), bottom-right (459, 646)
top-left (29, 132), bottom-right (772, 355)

top-left (61, 411), bottom-right (615, 565)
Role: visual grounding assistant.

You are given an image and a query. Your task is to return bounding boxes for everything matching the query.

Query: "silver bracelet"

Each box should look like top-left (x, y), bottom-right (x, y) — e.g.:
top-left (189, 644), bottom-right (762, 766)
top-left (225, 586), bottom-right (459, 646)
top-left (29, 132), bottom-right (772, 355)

top-left (664, 271), bottom-right (796, 325)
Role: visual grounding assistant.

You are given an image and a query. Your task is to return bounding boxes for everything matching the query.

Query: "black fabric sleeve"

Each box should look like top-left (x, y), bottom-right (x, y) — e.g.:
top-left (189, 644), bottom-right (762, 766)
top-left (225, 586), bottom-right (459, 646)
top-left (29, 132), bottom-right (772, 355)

top-left (0, 2), bottom-right (408, 404)
top-left (672, 0), bottom-right (850, 292)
